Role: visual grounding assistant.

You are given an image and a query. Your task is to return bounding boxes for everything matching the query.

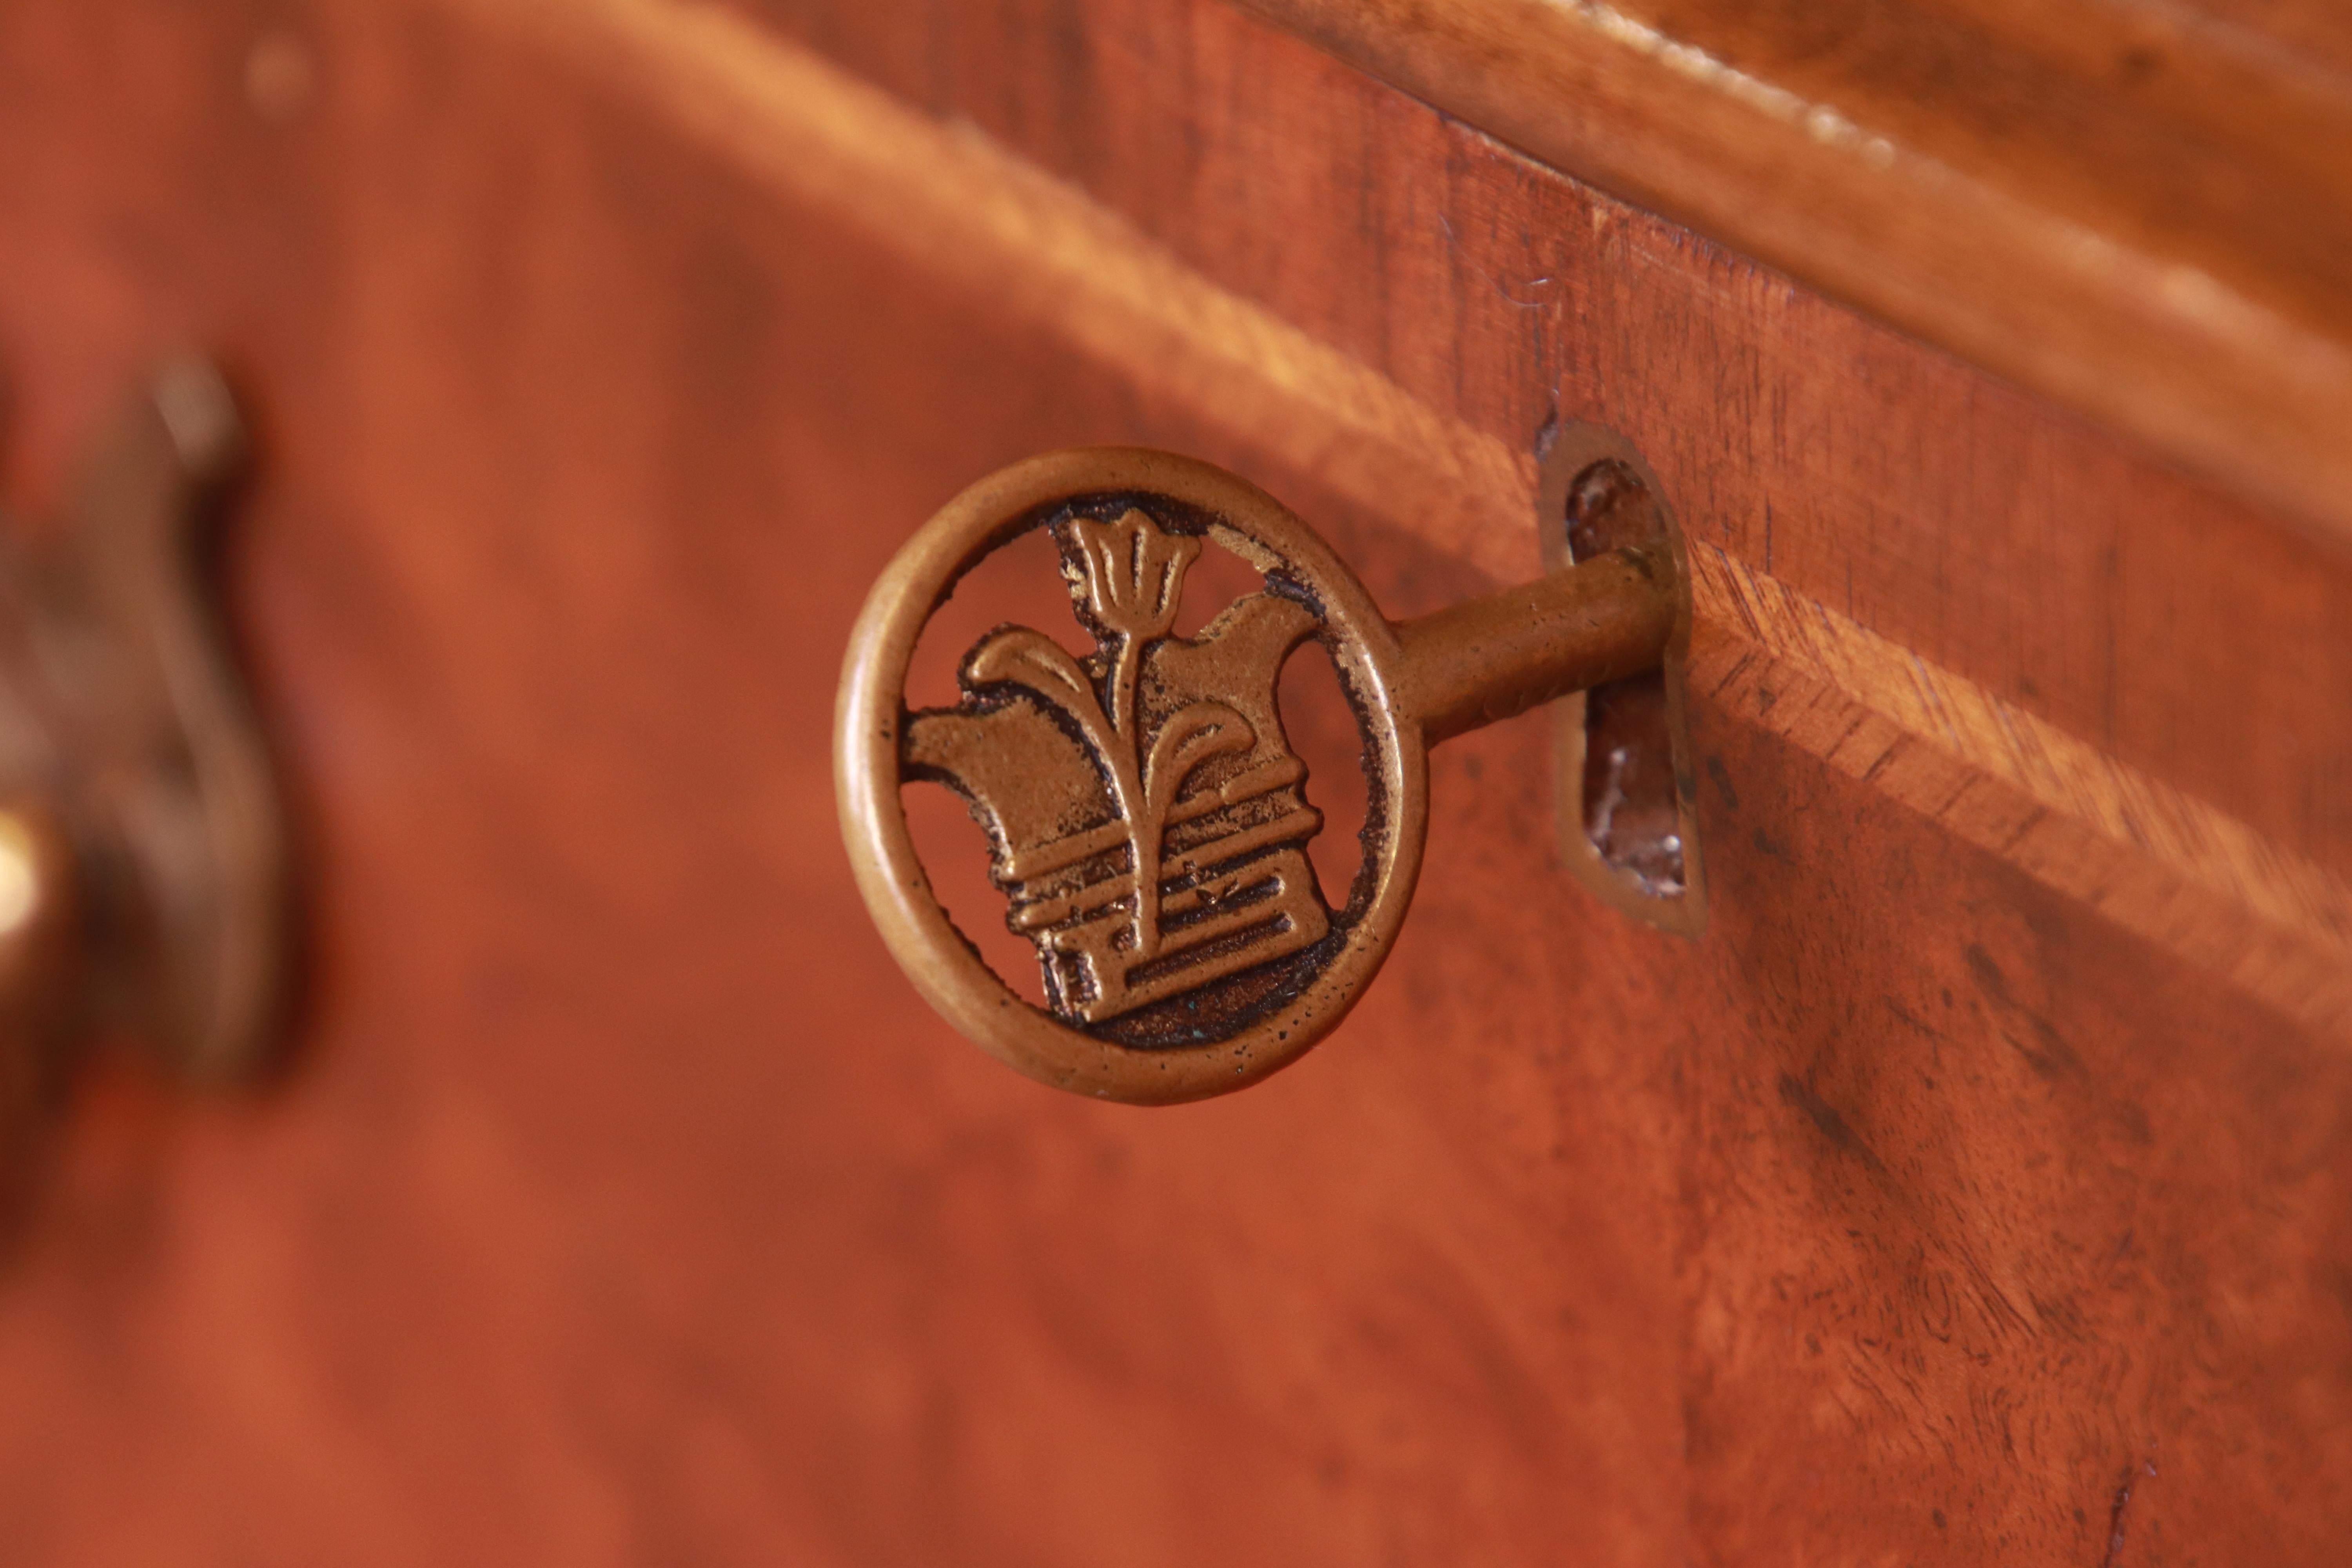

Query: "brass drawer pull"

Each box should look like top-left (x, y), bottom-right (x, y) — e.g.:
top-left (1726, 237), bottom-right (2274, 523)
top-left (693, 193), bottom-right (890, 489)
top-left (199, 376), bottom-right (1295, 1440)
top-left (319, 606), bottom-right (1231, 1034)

top-left (0, 360), bottom-right (292, 1149)
top-left (837, 443), bottom-right (1690, 1103)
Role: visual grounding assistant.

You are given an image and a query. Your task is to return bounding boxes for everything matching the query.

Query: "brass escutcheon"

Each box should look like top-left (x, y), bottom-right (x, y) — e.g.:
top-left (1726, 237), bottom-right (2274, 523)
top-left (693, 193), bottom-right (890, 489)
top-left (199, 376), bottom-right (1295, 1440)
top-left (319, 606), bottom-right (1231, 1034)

top-left (837, 445), bottom-right (1691, 1103)
top-left (0, 358), bottom-right (293, 1165)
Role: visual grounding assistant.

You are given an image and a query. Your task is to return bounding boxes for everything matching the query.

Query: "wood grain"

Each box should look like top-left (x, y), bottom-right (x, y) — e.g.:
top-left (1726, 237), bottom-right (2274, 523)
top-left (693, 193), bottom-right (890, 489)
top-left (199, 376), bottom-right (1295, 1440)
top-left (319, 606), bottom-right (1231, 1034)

top-left (1688, 545), bottom-right (2352, 1037)
top-left (432, 0), bottom-right (1539, 573)
top-left (722, 0), bottom-right (2352, 915)
top-left (0, 0), bottom-right (2345, 1563)
top-left (1234, 0), bottom-right (2352, 546)
top-left (446, 0), bottom-right (2352, 1043)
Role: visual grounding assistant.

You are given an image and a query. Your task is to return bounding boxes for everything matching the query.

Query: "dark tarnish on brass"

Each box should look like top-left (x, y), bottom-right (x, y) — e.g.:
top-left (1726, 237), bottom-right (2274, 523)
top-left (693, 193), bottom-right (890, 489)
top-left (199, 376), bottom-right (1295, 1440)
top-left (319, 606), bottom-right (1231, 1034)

top-left (837, 447), bottom-right (1688, 1104)
top-left (1539, 423), bottom-right (1706, 936)
top-left (0, 358), bottom-right (292, 1153)
top-left (904, 504), bottom-right (1335, 1045)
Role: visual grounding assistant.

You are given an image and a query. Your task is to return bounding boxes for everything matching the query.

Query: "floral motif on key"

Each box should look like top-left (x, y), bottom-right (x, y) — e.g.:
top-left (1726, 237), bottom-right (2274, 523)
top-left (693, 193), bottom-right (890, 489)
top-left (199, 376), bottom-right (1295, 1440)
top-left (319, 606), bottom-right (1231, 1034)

top-left (903, 508), bottom-right (1330, 1033)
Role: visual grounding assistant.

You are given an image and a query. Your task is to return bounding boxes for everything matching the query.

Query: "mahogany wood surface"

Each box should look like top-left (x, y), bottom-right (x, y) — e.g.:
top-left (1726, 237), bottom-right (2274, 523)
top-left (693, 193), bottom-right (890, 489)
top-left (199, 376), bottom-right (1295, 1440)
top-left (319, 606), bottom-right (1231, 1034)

top-left (703, 0), bottom-right (2352, 1027)
top-left (1231, 0), bottom-right (2352, 546)
top-left (0, 0), bottom-right (2346, 1563)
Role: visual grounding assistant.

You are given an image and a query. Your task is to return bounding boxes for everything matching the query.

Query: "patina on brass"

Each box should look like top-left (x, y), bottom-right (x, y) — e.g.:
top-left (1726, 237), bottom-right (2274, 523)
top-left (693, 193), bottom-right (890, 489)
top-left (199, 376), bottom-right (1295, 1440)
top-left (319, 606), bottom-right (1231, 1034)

top-left (0, 358), bottom-right (292, 1129)
top-left (837, 447), bottom-right (1686, 1103)
top-left (1541, 423), bottom-right (1707, 936)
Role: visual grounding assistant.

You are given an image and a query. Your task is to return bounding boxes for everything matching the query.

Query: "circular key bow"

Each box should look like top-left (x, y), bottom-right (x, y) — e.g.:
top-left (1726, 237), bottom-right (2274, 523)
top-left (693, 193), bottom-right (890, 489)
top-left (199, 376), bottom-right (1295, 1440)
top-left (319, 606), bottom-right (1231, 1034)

top-left (837, 445), bottom-right (1688, 1103)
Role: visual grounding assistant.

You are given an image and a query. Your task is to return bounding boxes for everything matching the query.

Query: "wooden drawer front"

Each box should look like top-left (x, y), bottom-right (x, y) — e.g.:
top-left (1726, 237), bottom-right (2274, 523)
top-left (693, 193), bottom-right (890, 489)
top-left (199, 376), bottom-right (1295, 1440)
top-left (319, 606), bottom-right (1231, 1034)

top-left (0, 0), bottom-right (2344, 1562)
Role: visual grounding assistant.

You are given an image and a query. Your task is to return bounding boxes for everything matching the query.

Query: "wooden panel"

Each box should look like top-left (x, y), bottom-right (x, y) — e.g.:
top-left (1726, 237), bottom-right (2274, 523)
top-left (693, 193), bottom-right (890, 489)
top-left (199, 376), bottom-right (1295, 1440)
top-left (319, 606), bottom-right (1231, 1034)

top-left (1230, 0), bottom-right (2352, 546)
top-left (0, 0), bottom-right (2343, 1563)
top-left (705, 0), bottom-right (2352, 895)
top-left (594, 0), bottom-right (2352, 1027)
top-left (1687, 544), bottom-right (2352, 1036)
top-left (725, 0), bottom-right (2352, 534)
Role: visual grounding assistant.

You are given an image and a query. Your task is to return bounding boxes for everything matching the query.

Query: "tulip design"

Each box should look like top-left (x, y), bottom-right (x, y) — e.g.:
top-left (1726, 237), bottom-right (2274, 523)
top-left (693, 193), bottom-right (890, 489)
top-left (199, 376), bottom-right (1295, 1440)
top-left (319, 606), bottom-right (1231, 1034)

top-left (961, 509), bottom-right (1249, 969)
top-left (1063, 509), bottom-right (1200, 741)
top-left (909, 503), bottom-right (1335, 1024)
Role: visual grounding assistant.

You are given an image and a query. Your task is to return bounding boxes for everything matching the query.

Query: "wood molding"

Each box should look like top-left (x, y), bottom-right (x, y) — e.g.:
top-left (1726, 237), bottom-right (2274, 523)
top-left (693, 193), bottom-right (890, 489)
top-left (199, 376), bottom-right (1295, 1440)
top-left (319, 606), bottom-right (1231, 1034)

top-left (438, 0), bottom-right (2352, 1038)
top-left (1232, 0), bottom-right (2352, 550)
top-left (1687, 545), bottom-right (2352, 1038)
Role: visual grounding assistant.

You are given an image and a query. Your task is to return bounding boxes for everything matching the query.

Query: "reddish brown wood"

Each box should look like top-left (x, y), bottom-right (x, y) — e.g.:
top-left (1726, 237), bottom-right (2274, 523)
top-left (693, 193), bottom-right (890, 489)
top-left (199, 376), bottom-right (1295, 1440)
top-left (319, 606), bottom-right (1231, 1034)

top-left (1228, 0), bottom-right (2352, 546)
top-left (720, 0), bottom-right (2352, 898)
top-left (0, 0), bottom-right (2343, 1564)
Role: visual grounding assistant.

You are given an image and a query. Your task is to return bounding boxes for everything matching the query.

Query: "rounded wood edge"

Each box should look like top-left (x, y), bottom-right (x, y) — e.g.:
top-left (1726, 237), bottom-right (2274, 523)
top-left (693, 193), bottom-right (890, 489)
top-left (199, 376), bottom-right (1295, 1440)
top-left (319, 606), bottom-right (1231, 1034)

top-left (1232, 0), bottom-right (2352, 547)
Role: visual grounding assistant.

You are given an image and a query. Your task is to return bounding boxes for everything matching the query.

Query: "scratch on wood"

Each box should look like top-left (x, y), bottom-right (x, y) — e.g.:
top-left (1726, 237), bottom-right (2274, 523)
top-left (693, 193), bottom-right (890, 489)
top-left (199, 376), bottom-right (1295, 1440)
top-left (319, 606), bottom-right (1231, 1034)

top-left (1775, 1073), bottom-right (1887, 1174)
top-left (1858, 734), bottom-right (1906, 786)
top-left (2100, 1459), bottom-right (2157, 1567)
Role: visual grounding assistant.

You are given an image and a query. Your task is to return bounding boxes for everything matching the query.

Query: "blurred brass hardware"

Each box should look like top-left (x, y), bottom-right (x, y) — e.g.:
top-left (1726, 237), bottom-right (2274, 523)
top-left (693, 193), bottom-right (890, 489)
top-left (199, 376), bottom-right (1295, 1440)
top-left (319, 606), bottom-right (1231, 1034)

top-left (837, 446), bottom-right (1691, 1105)
top-left (0, 359), bottom-right (291, 1111)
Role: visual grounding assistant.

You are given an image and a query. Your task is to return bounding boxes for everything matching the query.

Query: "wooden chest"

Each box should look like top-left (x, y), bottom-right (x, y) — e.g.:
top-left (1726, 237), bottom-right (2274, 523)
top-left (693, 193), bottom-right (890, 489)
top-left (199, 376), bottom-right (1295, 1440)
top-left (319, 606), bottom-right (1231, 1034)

top-left (2, 0), bottom-right (2348, 1560)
